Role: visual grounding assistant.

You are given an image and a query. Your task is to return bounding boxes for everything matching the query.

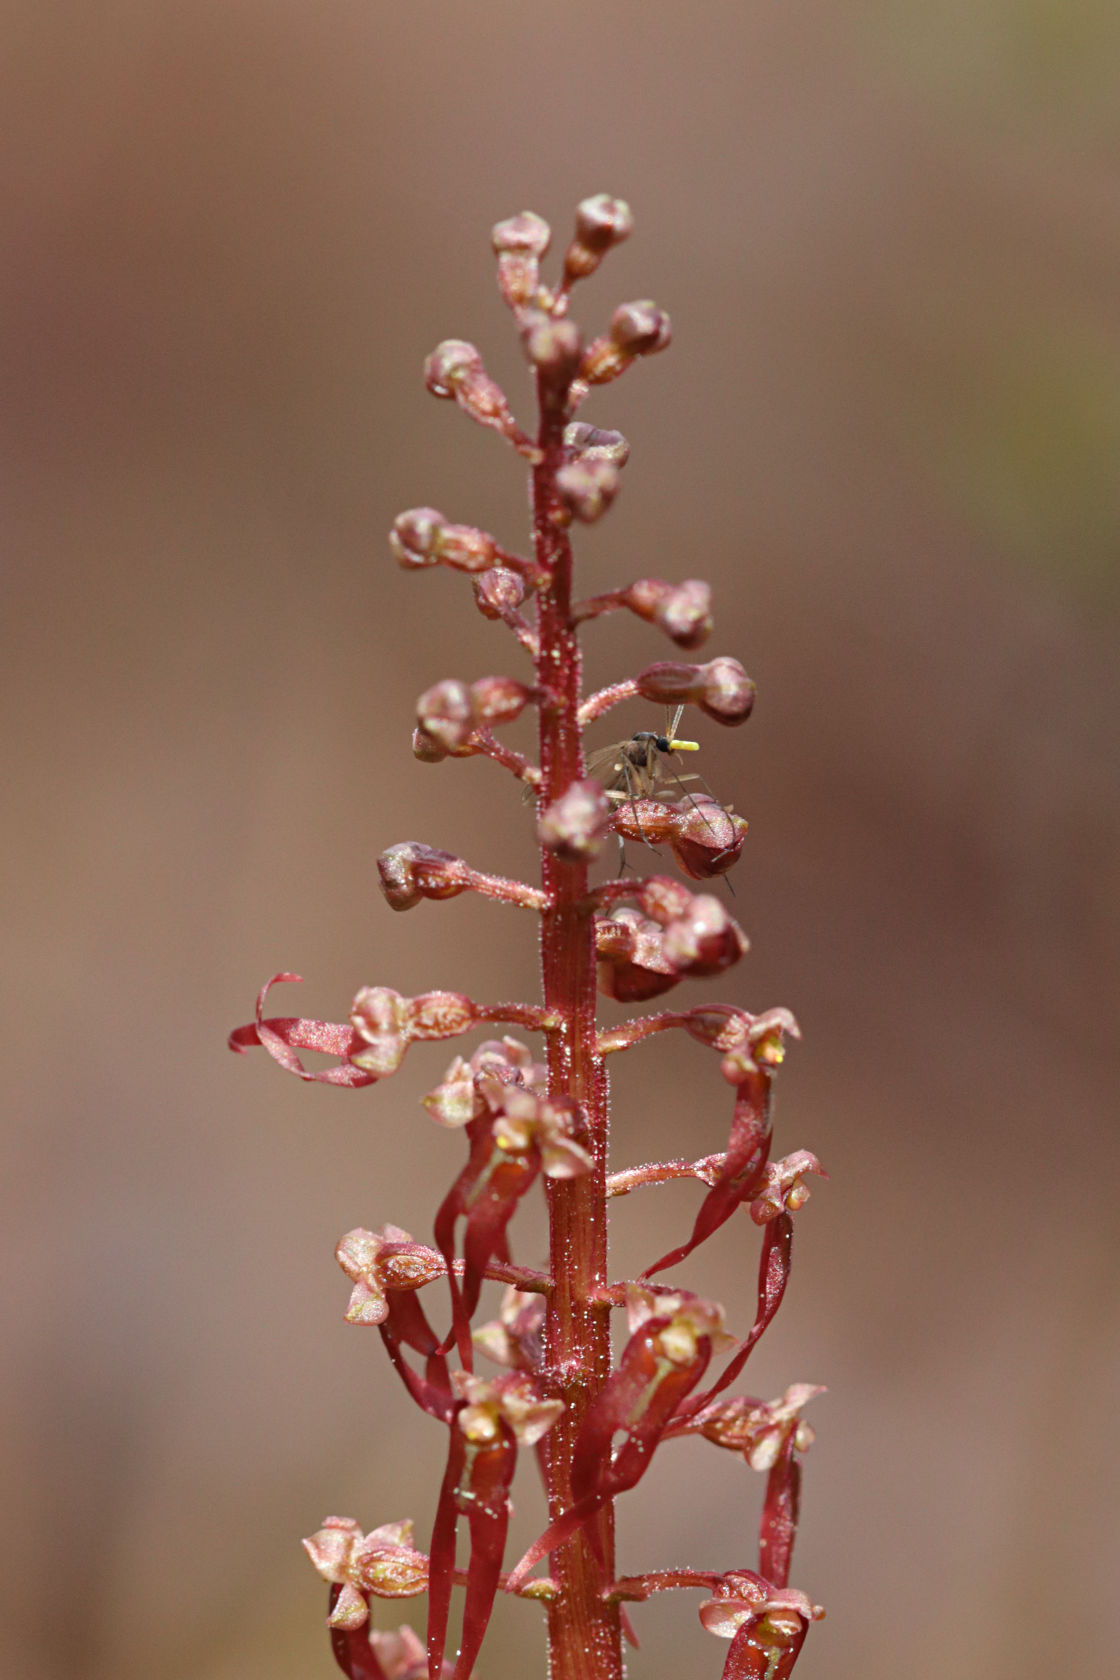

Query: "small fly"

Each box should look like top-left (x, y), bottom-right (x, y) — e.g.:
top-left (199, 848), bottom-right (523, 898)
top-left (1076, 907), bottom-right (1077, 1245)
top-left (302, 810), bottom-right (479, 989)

top-left (588, 704), bottom-right (721, 871)
top-left (587, 704), bottom-right (701, 806)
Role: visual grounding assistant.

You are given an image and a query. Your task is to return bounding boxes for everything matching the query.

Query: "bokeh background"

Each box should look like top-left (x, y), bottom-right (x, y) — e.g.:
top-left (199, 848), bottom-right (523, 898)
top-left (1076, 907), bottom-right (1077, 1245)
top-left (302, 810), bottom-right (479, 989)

top-left (4, 4), bottom-right (1119, 1678)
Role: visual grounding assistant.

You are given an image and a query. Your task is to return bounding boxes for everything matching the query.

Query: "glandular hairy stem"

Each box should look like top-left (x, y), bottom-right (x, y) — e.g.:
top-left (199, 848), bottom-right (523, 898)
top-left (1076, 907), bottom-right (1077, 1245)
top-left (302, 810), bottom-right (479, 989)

top-left (534, 375), bottom-right (622, 1680)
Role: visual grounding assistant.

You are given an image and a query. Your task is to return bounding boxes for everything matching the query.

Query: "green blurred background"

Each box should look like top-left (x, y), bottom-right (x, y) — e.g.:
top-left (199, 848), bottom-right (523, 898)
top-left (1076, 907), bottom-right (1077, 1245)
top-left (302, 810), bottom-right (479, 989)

top-left (3, 4), bottom-right (1118, 1678)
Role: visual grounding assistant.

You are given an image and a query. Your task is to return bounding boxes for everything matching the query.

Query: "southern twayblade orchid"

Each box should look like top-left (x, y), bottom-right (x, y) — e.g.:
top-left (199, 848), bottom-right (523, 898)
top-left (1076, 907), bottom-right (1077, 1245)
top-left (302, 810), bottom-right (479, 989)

top-left (232, 197), bottom-right (827, 1680)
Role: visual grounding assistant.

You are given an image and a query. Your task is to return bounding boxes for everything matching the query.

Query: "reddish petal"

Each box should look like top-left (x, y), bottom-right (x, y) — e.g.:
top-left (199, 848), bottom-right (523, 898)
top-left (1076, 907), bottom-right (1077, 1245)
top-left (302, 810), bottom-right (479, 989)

top-left (759, 1435), bottom-right (801, 1589)
top-left (327, 1585), bottom-right (387, 1680)
top-left (229, 973), bottom-right (377, 1086)
top-left (642, 1071), bottom-right (772, 1276)
top-left (426, 1426), bottom-right (466, 1680)
top-left (675, 1216), bottom-right (793, 1423)
top-left (454, 1434), bottom-right (517, 1680)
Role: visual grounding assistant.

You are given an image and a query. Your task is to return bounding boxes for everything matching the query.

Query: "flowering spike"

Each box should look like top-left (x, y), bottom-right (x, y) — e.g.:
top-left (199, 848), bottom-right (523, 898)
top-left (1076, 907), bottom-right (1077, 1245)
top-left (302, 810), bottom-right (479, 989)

top-left (234, 198), bottom-right (825, 1680)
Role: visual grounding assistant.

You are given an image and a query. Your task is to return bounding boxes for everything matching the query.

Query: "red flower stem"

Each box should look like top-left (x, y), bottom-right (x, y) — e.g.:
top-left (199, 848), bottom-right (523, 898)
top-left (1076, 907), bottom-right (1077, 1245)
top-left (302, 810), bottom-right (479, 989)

top-left (533, 370), bottom-right (622, 1680)
top-left (605, 1155), bottom-right (724, 1198)
top-left (597, 1009), bottom-right (692, 1055)
top-left (470, 728), bottom-right (542, 787)
top-left (578, 677), bottom-right (640, 726)
top-left (570, 588), bottom-right (630, 624)
top-left (473, 1002), bottom-right (560, 1031)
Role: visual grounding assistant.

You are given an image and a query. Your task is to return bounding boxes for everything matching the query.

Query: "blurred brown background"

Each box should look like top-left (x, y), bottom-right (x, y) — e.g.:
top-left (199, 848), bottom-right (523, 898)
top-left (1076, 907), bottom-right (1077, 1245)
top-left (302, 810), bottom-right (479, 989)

top-left (3, 3), bottom-right (1119, 1678)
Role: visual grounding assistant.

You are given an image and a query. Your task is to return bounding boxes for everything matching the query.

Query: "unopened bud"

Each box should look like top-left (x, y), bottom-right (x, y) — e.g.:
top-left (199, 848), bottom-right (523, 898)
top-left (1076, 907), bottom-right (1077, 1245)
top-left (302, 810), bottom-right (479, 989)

top-left (611, 299), bottom-right (671, 355)
top-left (475, 566), bottom-right (527, 619)
top-left (626, 578), bottom-right (713, 650)
top-left (635, 657), bottom-right (754, 724)
top-left (608, 797), bottom-right (680, 846)
top-left (538, 779), bottom-right (611, 860)
top-left (699, 655), bottom-right (755, 723)
top-left (378, 842), bottom-right (471, 911)
top-left (662, 894), bottom-right (748, 974)
top-left (470, 674), bottom-right (534, 725)
top-left (423, 338), bottom-right (537, 458)
top-left (390, 507), bottom-right (500, 575)
top-left (636, 875), bottom-right (694, 922)
top-left (492, 210), bottom-right (551, 309)
top-left (668, 795), bottom-right (748, 880)
top-left (564, 421), bottom-right (631, 469)
top-left (556, 457), bottom-right (620, 523)
top-left (521, 311), bottom-right (582, 383)
top-left (595, 907), bottom-right (677, 1003)
top-left (416, 678), bottom-right (474, 751)
top-left (563, 193), bottom-right (634, 282)
top-left (390, 506), bottom-right (446, 568)
top-left (412, 725), bottom-right (449, 763)
top-left (424, 339), bottom-right (484, 399)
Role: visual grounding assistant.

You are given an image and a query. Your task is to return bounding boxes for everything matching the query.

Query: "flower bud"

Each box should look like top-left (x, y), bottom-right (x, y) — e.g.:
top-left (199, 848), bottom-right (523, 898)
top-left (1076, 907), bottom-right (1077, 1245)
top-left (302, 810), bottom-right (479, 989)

top-left (610, 300), bottom-right (672, 356)
top-left (423, 338), bottom-right (536, 457)
top-left (555, 457), bottom-right (620, 523)
top-left (538, 779), bottom-right (611, 860)
top-left (390, 507), bottom-right (500, 575)
top-left (424, 339), bottom-right (484, 400)
top-left (626, 578), bottom-right (712, 650)
top-left (353, 1524), bottom-right (430, 1599)
top-left (699, 655), bottom-right (755, 723)
top-left (378, 842), bottom-right (471, 911)
top-left (608, 797), bottom-right (680, 846)
top-left (665, 796), bottom-right (748, 880)
top-left (416, 678), bottom-right (474, 751)
top-left (474, 565), bottom-right (527, 620)
top-left (492, 210), bottom-right (551, 309)
top-left (411, 725), bottom-right (450, 763)
top-left (470, 674), bottom-right (534, 725)
top-left (521, 310), bottom-right (582, 383)
top-left (564, 421), bottom-right (631, 469)
top-left (635, 874), bottom-right (694, 922)
top-left (661, 893), bottom-right (748, 975)
top-left (595, 907), bottom-right (678, 1003)
top-left (634, 656), bottom-right (752, 723)
top-left (563, 193), bottom-right (634, 282)
top-left (390, 506), bottom-right (446, 568)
